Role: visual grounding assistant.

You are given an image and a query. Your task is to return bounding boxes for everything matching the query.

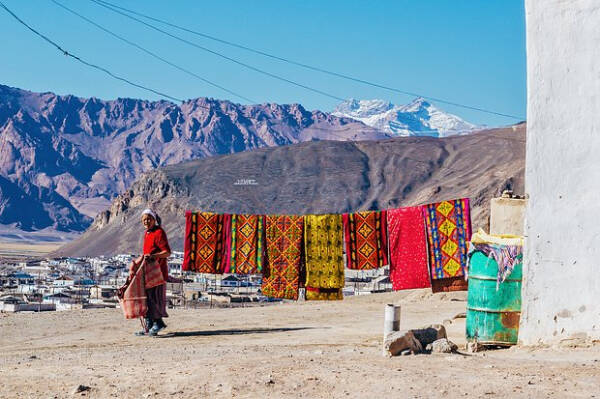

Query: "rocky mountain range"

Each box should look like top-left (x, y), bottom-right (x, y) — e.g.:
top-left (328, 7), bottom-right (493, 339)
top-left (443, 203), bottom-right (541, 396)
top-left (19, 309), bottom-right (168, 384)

top-left (0, 84), bottom-right (385, 234)
top-left (332, 98), bottom-right (482, 137)
top-left (54, 124), bottom-right (526, 257)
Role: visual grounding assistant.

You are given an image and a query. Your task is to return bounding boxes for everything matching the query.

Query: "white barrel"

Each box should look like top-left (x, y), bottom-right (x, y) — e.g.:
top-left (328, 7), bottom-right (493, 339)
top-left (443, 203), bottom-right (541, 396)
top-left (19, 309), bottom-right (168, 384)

top-left (383, 304), bottom-right (401, 337)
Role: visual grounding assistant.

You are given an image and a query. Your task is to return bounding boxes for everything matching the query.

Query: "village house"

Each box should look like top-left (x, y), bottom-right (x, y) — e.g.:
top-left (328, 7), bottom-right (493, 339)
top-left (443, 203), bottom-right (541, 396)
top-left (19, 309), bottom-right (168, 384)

top-left (89, 285), bottom-right (118, 302)
top-left (52, 275), bottom-right (75, 287)
top-left (6, 272), bottom-right (34, 286)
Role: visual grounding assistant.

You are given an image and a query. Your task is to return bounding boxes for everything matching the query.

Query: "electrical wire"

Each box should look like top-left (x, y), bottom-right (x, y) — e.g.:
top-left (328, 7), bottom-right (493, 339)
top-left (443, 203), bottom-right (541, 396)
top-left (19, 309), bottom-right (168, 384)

top-left (89, 0), bottom-right (347, 102)
top-left (0, 0), bottom-right (526, 186)
top-left (93, 0), bottom-right (525, 121)
top-left (50, 0), bottom-right (253, 104)
top-left (0, 0), bottom-right (182, 103)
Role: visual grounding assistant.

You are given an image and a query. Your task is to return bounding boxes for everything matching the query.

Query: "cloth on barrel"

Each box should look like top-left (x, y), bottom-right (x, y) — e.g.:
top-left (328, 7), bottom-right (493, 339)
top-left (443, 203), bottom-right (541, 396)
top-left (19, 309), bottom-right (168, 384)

top-left (342, 210), bottom-right (388, 270)
top-left (230, 214), bottom-right (264, 274)
top-left (422, 198), bottom-right (472, 280)
top-left (468, 229), bottom-right (524, 289)
top-left (304, 214), bottom-right (345, 300)
top-left (261, 215), bottom-right (303, 300)
top-left (468, 243), bottom-right (522, 289)
top-left (183, 211), bottom-right (231, 273)
top-left (386, 206), bottom-right (431, 290)
top-left (305, 287), bottom-right (343, 301)
top-left (119, 260), bottom-right (148, 319)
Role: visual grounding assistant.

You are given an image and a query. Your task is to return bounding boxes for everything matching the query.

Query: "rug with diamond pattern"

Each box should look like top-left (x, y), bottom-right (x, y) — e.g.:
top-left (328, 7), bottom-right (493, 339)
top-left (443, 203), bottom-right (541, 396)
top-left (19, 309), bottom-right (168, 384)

top-left (304, 214), bottom-right (345, 300)
top-left (183, 211), bottom-right (231, 273)
top-left (342, 210), bottom-right (388, 270)
top-left (229, 214), bottom-right (264, 274)
top-left (261, 215), bottom-right (303, 300)
top-left (422, 198), bottom-right (472, 280)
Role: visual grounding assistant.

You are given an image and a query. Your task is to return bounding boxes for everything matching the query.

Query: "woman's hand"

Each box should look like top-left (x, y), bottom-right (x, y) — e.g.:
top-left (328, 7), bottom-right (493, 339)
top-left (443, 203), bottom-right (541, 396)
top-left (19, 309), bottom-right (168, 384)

top-left (147, 250), bottom-right (171, 260)
top-left (143, 254), bottom-right (155, 261)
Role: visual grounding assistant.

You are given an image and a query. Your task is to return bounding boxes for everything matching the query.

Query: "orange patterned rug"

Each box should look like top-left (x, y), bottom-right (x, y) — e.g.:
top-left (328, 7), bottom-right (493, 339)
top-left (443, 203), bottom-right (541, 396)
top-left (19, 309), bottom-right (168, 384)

top-left (230, 214), bottom-right (264, 274)
top-left (261, 215), bottom-right (303, 300)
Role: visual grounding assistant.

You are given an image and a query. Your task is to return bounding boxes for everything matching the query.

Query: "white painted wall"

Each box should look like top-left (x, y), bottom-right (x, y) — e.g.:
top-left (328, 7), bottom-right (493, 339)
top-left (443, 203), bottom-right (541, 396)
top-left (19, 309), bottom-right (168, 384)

top-left (520, 0), bottom-right (600, 344)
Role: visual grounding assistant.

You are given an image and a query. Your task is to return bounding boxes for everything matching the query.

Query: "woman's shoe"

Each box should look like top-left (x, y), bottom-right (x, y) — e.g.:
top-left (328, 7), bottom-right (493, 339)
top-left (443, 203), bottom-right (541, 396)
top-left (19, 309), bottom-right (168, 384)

top-left (148, 323), bottom-right (165, 336)
top-left (156, 319), bottom-right (167, 329)
top-left (134, 317), bottom-right (153, 336)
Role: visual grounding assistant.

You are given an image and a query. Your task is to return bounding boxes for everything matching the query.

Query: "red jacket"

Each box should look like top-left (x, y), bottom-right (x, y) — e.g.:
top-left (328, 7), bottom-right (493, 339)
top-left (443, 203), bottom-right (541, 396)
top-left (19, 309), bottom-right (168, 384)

top-left (143, 226), bottom-right (171, 281)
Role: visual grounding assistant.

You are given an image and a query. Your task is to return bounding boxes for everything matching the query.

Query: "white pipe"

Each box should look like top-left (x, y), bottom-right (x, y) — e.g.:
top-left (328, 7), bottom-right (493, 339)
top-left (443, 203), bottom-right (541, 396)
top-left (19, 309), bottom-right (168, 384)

top-left (384, 303), bottom-right (401, 338)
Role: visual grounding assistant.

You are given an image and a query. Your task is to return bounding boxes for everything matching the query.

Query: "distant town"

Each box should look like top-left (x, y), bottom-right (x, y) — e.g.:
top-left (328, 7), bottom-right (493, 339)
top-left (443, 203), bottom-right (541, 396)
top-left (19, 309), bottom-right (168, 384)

top-left (0, 253), bottom-right (392, 313)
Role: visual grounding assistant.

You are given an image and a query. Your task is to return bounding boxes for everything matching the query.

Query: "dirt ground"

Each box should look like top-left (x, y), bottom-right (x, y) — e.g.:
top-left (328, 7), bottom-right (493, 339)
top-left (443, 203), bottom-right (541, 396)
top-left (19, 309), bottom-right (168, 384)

top-left (1, 290), bottom-right (598, 398)
top-left (0, 241), bottom-right (61, 260)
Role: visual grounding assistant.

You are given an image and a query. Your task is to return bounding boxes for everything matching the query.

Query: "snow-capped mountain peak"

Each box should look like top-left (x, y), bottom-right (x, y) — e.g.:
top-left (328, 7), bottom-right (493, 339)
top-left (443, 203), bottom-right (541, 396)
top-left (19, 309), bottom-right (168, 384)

top-left (334, 98), bottom-right (394, 118)
top-left (333, 97), bottom-right (483, 137)
top-left (400, 97), bottom-right (431, 112)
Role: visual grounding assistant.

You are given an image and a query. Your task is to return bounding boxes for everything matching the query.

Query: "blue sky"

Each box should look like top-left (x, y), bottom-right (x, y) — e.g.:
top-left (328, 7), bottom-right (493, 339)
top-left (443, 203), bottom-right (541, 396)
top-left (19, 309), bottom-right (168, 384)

top-left (0, 0), bottom-right (526, 126)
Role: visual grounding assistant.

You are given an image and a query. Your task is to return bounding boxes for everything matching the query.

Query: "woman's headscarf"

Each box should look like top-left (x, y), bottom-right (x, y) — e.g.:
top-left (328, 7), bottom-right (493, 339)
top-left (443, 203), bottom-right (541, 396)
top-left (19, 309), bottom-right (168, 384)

top-left (141, 208), bottom-right (160, 225)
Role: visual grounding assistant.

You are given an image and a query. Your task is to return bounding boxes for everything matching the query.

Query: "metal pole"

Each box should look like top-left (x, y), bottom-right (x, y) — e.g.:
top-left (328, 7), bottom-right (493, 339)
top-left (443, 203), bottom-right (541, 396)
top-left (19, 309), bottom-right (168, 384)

top-left (383, 304), bottom-right (401, 338)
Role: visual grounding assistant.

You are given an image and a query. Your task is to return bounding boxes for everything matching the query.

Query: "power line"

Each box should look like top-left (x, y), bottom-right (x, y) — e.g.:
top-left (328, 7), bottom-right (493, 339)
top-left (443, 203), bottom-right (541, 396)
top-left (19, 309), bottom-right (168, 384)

top-left (89, 0), bottom-right (346, 102)
top-left (50, 0), bottom-right (253, 104)
top-left (0, 1), bottom-right (182, 103)
top-left (93, 0), bottom-right (526, 121)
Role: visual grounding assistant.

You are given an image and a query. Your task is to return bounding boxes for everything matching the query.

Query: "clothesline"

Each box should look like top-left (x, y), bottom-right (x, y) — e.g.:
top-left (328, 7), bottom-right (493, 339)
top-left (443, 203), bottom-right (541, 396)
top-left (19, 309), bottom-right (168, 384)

top-left (182, 198), bottom-right (473, 300)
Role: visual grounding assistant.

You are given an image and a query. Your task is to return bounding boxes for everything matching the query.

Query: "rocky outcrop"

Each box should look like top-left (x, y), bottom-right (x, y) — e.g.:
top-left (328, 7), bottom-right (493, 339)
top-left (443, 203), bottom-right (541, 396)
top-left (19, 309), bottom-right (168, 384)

top-left (91, 170), bottom-right (189, 230)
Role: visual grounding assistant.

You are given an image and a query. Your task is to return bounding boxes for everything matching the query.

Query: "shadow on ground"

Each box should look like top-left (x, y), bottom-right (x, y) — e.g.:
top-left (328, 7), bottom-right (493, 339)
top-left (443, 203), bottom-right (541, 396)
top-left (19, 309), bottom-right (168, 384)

top-left (156, 326), bottom-right (319, 338)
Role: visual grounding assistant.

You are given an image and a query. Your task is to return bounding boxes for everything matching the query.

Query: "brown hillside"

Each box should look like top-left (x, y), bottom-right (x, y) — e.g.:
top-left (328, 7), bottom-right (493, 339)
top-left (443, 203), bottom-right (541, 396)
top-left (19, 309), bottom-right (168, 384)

top-left (55, 124), bottom-right (525, 256)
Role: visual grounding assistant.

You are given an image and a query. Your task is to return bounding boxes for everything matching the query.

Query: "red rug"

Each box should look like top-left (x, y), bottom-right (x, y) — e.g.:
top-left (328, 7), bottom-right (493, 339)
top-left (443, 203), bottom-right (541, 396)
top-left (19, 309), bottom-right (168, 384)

top-left (387, 206), bottom-right (431, 290)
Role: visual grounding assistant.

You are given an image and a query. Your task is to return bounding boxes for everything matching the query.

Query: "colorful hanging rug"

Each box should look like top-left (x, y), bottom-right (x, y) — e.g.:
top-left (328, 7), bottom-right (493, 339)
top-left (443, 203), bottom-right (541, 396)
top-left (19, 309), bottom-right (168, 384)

top-left (305, 287), bottom-right (343, 301)
top-left (387, 206), bottom-right (431, 290)
top-left (342, 210), bottom-right (388, 270)
top-left (431, 276), bottom-right (468, 293)
top-left (261, 215), bottom-right (304, 300)
top-left (183, 211), bottom-right (231, 273)
top-left (229, 214), bottom-right (264, 274)
top-left (422, 198), bottom-right (472, 281)
top-left (304, 214), bottom-right (345, 300)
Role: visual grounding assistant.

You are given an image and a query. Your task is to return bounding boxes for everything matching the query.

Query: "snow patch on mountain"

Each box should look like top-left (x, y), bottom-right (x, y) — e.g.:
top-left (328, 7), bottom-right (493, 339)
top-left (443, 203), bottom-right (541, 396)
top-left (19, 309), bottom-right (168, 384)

top-left (332, 98), bottom-right (484, 137)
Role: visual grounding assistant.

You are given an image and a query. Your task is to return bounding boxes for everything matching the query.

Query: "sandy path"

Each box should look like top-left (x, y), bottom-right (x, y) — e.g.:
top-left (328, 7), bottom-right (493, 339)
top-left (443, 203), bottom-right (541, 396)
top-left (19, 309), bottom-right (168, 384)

top-left (1, 290), bottom-right (598, 398)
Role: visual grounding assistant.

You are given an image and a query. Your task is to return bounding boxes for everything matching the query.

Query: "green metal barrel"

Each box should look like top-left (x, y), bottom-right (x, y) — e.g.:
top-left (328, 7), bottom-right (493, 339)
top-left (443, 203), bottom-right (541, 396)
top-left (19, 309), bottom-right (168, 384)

top-left (466, 250), bottom-right (522, 345)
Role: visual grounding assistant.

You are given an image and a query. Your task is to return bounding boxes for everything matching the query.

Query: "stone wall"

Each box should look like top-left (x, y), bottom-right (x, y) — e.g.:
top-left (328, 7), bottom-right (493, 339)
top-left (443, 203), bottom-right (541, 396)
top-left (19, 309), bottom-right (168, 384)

top-left (489, 197), bottom-right (526, 236)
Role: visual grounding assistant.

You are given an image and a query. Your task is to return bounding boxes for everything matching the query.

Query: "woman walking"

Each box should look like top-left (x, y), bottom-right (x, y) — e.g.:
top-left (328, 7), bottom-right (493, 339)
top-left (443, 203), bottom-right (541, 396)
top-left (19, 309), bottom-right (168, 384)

top-left (135, 208), bottom-right (171, 336)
